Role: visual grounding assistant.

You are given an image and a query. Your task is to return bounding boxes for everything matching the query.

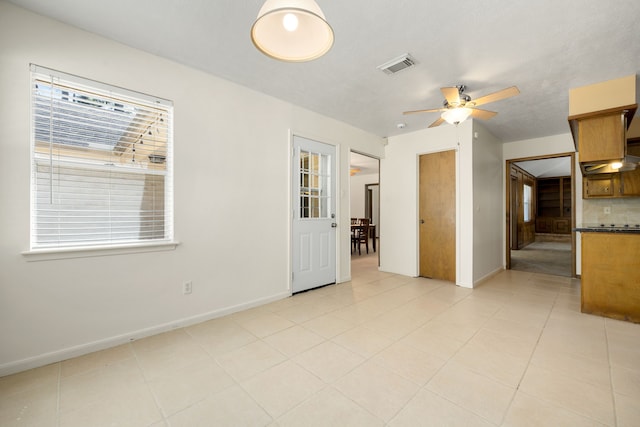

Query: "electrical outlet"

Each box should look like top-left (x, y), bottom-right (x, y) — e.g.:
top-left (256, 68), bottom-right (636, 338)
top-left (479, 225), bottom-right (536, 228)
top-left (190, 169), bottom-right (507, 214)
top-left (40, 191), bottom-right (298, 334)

top-left (183, 281), bottom-right (193, 295)
top-left (604, 206), bottom-right (611, 214)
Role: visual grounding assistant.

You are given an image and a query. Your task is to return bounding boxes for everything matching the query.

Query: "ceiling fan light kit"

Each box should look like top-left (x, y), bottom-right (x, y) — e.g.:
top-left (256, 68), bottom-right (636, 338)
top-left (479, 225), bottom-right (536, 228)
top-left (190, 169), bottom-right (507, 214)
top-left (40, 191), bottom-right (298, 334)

top-left (251, 0), bottom-right (334, 62)
top-left (441, 107), bottom-right (472, 125)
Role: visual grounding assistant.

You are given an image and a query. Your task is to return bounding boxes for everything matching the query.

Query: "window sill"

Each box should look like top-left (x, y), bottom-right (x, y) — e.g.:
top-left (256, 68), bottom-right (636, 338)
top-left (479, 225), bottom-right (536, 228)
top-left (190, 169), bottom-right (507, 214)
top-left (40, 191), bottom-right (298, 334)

top-left (22, 241), bottom-right (180, 262)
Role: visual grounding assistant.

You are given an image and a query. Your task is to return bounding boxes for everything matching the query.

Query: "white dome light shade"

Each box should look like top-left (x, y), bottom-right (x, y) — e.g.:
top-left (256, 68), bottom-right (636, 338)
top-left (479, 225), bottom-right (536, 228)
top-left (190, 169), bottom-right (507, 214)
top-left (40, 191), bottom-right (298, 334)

top-left (251, 0), bottom-right (334, 62)
top-left (441, 107), bottom-right (473, 125)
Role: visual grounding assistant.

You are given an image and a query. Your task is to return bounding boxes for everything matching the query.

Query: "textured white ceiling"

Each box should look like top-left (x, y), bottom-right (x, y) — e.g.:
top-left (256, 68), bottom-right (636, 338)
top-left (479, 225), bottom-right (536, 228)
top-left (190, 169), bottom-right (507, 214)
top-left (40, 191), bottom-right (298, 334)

top-left (515, 157), bottom-right (572, 178)
top-left (8, 0), bottom-right (640, 142)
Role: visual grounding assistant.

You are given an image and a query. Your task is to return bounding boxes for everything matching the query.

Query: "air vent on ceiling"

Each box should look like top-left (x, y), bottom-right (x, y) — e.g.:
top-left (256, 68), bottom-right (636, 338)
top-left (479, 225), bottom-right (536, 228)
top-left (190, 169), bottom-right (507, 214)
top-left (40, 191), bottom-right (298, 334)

top-left (377, 54), bottom-right (417, 75)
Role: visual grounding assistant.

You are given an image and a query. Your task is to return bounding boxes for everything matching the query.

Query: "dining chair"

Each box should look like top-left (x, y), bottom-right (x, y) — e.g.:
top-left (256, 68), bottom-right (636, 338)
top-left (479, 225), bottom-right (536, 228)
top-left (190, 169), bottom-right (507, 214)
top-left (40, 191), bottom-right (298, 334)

top-left (353, 218), bottom-right (370, 255)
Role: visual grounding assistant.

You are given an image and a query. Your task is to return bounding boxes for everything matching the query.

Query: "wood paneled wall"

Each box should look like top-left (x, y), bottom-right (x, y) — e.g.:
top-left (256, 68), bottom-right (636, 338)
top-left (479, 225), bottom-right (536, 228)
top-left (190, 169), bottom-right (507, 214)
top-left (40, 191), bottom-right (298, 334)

top-left (510, 164), bottom-right (536, 249)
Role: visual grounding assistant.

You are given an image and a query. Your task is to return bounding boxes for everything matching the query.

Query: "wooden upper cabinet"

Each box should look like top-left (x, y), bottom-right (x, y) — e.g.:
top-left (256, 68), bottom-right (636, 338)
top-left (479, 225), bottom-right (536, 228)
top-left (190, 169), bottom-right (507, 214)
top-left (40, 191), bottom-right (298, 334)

top-left (577, 112), bottom-right (626, 163)
top-left (583, 139), bottom-right (640, 198)
top-left (568, 105), bottom-right (636, 162)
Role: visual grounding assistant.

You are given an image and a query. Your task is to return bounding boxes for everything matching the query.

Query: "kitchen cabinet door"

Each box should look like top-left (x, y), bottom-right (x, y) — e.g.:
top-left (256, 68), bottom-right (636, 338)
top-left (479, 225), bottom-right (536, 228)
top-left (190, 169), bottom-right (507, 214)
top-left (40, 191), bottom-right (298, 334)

top-left (583, 175), bottom-right (615, 198)
top-left (581, 232), bottom-right (640, 323)
top-left (577, 113), bottom-right (625, 163)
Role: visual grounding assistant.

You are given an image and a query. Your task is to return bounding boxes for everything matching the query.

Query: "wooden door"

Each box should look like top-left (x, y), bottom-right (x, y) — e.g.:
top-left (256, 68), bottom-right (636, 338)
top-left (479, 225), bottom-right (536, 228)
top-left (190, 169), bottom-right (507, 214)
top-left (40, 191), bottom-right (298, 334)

top-left (419, 150), bottom-right (455, 282)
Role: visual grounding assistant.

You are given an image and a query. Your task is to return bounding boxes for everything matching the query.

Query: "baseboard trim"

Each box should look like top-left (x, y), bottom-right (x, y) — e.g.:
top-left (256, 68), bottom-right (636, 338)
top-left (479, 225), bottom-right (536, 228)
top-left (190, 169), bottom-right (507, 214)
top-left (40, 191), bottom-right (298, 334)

top-left (473, 267), bottom-right (504, 287)
top-left (338, 275), bottom-right (352, 283)
top-left (0, 290), bottom-right (291, 377)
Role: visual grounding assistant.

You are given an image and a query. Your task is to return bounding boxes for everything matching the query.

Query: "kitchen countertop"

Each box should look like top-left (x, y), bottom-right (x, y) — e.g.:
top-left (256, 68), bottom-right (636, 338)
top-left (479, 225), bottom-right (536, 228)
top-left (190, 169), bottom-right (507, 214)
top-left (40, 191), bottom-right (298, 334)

top-left (574, 224), bottom-right (640, 233)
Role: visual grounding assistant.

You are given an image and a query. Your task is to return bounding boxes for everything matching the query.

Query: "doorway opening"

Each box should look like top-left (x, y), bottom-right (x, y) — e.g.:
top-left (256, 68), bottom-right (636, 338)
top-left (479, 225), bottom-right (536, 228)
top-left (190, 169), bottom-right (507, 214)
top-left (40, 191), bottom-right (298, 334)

top-left (349, 151), bottom-right (380, 270)
top-left (505, 153), bottom-right (576, 277)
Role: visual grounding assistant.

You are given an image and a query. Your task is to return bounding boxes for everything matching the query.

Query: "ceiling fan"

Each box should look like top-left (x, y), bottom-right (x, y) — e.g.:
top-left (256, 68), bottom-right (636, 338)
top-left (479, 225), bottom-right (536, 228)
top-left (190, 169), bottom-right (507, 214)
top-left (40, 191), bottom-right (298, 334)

top-left (403, 85), bottom-right (520, 128)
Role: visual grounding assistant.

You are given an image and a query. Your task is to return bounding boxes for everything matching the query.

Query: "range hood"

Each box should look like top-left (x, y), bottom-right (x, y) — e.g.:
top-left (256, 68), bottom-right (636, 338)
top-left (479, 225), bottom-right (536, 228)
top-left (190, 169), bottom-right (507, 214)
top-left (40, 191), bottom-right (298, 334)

top-left (581, 155), bottom-right (640, 175)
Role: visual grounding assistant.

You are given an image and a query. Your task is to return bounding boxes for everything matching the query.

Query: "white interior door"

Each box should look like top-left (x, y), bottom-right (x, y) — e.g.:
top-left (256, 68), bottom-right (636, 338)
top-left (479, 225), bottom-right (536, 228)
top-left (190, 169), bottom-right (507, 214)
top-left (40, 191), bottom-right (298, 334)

top-left (292, 136), bottom-right (336, 293)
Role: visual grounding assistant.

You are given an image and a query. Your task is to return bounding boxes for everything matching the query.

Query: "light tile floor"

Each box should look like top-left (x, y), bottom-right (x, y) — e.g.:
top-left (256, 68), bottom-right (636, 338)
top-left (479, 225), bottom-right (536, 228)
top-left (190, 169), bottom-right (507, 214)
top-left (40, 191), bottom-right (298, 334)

top-left (2, 253), bottom-right (640, 426)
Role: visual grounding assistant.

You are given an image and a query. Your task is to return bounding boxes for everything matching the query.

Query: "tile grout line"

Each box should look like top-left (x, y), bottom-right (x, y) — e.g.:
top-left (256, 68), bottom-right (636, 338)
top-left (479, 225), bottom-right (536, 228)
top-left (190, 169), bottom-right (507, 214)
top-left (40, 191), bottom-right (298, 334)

top-left (55, 362), bottom-right (61, 427)
top-left (603, 321), bottom-right (619, 427)
top-left (493, 274), bottom-right (560, 426)
top-left (501, 276), bottom-right (617, 426)
top-left (128, 340), bottom-right (171, 424)
top-left (276, 275), bottom-right (460, 425)
top-left (232, 356), bottom-right (288, 424)
top-left (385, 290), bottom-right (501, 426)
top-left (177, 326), bottom-right (253, 421)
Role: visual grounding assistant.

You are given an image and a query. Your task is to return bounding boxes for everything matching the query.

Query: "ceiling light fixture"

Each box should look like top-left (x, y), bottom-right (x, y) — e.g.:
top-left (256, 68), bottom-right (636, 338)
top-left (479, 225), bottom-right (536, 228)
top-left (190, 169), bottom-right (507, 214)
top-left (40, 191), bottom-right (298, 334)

top-left (251, 0), bottom-right (334, 62)
top-left (441, 107), bottom-right (473, 125)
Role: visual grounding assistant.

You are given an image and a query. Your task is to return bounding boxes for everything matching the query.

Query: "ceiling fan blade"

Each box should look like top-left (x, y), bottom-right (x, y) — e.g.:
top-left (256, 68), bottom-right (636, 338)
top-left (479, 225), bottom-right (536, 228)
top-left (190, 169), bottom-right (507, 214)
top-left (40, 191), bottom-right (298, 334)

top-left (441, 87), bottom-right (461, 106)
top-left (403, 107), bottom-right (444, 115)
top-left (470, 108), bottom-right (498, 120)
top-left (428, 117), bottom-right (445, 128)
top-left (471, 86), bottom-right (520, 107)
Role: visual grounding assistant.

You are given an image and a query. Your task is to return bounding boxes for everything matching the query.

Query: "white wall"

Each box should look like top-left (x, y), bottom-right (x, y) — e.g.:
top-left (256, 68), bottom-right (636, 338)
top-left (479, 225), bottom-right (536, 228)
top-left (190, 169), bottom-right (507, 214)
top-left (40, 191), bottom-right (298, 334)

top-left (349, 172), bottom-right (378, 218)
top-left (381, 121), bottom-right (475, 287)
top-left (0, 2), bottom-right (384, 375)
top-left (472, 122), bottom-right (505, 283)
top-left (502, 134), bottom-right (576, 161)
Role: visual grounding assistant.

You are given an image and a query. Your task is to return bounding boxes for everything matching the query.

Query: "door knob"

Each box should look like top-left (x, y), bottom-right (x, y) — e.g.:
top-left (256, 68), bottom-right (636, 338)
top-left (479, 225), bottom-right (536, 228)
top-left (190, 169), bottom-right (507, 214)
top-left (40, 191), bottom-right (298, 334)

top-left (331, 223), bottom-right (338, 228)
top-left (420, 219), bottom-right (425, 224)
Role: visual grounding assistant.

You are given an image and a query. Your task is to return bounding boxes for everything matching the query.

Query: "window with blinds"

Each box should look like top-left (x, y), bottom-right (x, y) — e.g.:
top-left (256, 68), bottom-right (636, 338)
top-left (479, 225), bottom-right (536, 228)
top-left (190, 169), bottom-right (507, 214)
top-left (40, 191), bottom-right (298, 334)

top-left (30, 65), bottom-right (173, 250)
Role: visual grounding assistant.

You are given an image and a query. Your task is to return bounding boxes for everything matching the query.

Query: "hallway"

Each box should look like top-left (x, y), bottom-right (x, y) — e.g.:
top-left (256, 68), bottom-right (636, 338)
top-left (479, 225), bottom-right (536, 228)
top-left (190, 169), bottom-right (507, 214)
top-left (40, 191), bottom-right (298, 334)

top-left (510, 241), bottom-right (572, 277)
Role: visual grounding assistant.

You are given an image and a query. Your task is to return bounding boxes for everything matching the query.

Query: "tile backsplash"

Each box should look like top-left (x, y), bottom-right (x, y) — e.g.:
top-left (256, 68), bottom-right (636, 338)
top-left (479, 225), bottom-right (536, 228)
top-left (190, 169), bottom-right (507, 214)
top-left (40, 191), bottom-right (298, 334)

top-left (583, 198), bottom-right (640, 225)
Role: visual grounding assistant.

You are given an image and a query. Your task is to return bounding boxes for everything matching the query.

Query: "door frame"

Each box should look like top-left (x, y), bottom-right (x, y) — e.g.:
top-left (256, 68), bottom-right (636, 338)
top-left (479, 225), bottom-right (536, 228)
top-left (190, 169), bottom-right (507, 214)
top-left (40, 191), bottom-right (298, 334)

top-left (505, 152), bottom-right (576, 277)
top-left (509, 175), bottom-right (518, 250)
top-left (289, 132), bottom-right (341, 294)
top-left (349, 150), bottom-right (381, 266)
top-left (365, 182), bottom-right (380, 264)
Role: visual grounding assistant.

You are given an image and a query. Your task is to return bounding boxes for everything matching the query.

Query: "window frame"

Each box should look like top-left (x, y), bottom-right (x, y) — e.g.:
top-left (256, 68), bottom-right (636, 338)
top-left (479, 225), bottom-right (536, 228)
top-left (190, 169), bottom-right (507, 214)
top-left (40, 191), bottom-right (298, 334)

top-left (523, 183), bottom-right (533, 223)
top-left (25, 65), bottom-right (176, 259)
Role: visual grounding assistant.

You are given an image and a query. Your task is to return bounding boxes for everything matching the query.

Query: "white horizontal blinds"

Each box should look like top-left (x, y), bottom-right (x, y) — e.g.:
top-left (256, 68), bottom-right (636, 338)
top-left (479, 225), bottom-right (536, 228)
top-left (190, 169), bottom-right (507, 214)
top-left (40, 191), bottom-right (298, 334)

top-left (31, 65), bottom-right (173, 249)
